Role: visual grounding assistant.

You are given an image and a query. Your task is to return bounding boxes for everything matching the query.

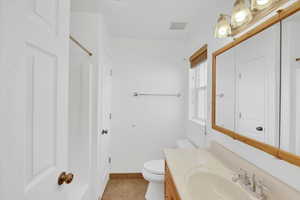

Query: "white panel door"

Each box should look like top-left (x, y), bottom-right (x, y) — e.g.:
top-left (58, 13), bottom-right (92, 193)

top-left (0, 0), bottom-right (70, 199)
top-left (236, 57), bottom-right (266, 141)
top-left (96, 60), bottom-right (112, 196)
top-left (235, 24), bottom-right (280, 145)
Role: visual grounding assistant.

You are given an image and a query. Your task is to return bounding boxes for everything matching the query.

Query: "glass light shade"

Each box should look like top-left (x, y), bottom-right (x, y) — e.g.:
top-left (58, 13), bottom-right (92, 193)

top-left (215, 14), bottom-right (232, 38)
top-left (251, 0), bottom-right (273, 10)
top-left (231, 0), bottom-right (253, 28)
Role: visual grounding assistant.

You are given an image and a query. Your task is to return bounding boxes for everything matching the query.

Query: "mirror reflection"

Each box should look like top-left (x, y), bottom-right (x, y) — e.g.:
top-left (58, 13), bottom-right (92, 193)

top-left (215, 23), bottom-right (280, 146)
top-left (280, 12), bottom-right (300, 156)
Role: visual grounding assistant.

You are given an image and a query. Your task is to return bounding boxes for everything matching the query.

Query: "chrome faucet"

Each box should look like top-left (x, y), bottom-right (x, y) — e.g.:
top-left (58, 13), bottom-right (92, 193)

top-left (242, 171), bottom-right (251, 187)
top-left (232, 168), bottom-right (243, 182)
top-left (232, 168), bottom-right (251, 186)
top-left (232, 169), bottom-right (269, 200)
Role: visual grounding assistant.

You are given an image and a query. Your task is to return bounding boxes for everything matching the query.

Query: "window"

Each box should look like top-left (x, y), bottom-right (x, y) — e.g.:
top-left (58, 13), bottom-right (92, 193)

top-left (189, 61), bottom-right (208, 125)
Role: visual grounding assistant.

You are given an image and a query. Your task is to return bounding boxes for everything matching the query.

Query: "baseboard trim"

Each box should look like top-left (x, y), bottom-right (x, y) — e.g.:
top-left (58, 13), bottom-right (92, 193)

top-left (109, 173), bottom-right (144, 179)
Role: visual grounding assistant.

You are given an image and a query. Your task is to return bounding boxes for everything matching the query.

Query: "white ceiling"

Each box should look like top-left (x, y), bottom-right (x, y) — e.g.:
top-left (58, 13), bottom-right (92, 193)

top-left (71, 0), bottom-right (232, 40)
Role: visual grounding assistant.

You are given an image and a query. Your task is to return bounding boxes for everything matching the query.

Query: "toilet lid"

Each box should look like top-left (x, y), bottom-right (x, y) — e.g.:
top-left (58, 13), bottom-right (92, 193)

top-left (144, 160), bottom-right (165, 175)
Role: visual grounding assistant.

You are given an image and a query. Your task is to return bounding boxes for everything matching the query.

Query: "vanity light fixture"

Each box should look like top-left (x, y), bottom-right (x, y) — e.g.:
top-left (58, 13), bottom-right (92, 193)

top-left (231, 0), bottom-right (253, 28)
top-left (214, 0), bottom-right (285, 38)
top-left (215, 14), bottom-right (232, 38)
top-left (251, 0), bottom-right (274, 10)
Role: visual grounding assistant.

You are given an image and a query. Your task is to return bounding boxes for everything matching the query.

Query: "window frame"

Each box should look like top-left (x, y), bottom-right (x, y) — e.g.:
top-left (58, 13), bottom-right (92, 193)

top-left (189, 61), bottom-right (208, 126)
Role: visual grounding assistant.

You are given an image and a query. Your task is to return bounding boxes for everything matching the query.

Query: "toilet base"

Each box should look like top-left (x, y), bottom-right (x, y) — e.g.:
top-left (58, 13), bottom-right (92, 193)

top-left (145, 182), bottom-right (164, 200)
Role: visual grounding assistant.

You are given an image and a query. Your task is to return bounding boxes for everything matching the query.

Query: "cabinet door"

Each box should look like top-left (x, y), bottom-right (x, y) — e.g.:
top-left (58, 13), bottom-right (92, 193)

top-left (165, 163), bottom-right (181, 200)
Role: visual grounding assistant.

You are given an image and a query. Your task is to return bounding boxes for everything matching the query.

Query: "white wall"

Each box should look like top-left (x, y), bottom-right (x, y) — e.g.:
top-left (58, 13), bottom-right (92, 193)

top-left (184, 0), bottom-right (300, 192)
top-left (111, 38), bottom-right (186, 173)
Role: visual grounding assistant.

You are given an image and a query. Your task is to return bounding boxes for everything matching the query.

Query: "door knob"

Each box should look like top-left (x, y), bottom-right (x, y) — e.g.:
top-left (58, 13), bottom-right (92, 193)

top-left (58, 172), bottom-right (74, 185)
top-left (256, 127), bottom-right (264, 131)
top-left (101, 130), bottom-right (108, 135)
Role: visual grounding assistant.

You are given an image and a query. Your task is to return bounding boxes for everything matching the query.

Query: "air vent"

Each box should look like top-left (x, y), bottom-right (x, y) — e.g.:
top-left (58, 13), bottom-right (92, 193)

top-left (169, 22), bottom-right (187, 30)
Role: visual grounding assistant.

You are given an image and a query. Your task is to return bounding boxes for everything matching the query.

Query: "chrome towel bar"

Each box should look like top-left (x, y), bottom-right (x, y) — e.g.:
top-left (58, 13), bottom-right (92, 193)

top-left (133, 92), bottom-right (181, 97)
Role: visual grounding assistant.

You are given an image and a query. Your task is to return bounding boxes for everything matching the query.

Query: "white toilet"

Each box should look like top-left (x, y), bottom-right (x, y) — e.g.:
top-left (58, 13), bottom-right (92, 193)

top-left (142, 139), bottom-right (195, 200)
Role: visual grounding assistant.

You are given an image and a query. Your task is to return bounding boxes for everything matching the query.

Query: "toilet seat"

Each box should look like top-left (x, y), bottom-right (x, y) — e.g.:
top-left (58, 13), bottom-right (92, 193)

top-left (142, 168), bottom-right (164, 183)
top-left (143, 160), bottom-right (165, 175)
top-left (142, 140), bottom-right (194, 200)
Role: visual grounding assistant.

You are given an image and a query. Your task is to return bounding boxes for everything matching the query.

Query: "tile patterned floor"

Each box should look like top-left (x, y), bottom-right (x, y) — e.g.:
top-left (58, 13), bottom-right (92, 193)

top-left (101, 178), bottom-right (149, 200)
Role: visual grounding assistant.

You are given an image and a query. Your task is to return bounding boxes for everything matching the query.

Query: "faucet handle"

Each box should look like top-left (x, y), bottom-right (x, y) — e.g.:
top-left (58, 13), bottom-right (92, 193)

top-left (233, 168), bottom-right (250, 185)
top-left (232, 172), bottom-right (240, 182)
top-left (238, 168), bottom-right (247, 178)
top-left (239, 168), bottom-right (251, 186)
top-left (232, 168), bottom-right (243, 182)
top-left (244, 172), bottom-right (252, 186)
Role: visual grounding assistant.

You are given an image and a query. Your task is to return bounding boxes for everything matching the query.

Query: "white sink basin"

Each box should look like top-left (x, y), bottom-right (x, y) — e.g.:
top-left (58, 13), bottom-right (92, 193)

top-left (185, 169), bottom-right (253, 200)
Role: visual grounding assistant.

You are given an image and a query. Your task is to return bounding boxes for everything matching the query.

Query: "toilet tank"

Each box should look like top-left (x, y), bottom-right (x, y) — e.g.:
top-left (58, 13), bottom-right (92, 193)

top-left (176, 139), bottom-right (195, 149)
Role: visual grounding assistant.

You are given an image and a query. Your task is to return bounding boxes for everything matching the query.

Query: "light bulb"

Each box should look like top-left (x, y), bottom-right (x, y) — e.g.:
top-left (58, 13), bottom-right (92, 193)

top-left (257, 0), bottom-right (270, 5)
top-left (234, 11), bottom-right (247, 23)
top-left (215, 14), bottom-right (232, 38)
top-left (231, 0), bottom-right (252, 28)
top-left (251, 0), bottom-right (273, 10)
top-left (218, 26), bottom-right (228, 36)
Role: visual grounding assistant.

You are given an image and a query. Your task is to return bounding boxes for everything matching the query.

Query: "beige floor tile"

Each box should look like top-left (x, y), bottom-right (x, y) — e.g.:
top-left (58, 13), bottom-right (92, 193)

top-left (101, 179), bottom-right (149, 200)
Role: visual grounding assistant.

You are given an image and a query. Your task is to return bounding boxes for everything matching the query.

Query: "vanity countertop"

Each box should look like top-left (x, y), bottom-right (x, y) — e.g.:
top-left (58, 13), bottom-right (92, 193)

top-left (164, 148), bottom-right (254, 200)
top-left (164, 142), bottom-right (300, 200)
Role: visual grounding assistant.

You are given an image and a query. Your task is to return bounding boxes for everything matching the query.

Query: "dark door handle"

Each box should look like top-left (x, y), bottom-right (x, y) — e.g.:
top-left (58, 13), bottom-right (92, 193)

top-left (101, 130), bottom-right (108, 135)
top-left (256, 127), bottom-right (264, 131)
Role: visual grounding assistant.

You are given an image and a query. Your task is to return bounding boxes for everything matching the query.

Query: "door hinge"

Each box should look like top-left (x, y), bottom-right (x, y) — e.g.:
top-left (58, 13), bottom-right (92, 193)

top-left (239, 112), bottom-right (242, 119)
top-left (204, 127), bottom-right (207, 136)
top-left (109, 113), bottom-right (112, 120)
top-left (110, 69), bottom-right (113, 76)
top-left (108, 157), bottom-right (111, 164)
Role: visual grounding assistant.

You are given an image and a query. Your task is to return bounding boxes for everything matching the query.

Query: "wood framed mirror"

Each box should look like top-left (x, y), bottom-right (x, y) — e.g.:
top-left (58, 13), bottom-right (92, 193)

top-left (212, 1), bottom-right (300, 167)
